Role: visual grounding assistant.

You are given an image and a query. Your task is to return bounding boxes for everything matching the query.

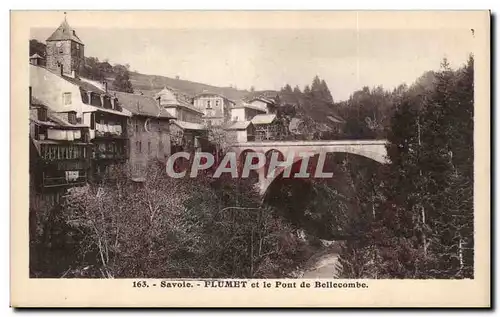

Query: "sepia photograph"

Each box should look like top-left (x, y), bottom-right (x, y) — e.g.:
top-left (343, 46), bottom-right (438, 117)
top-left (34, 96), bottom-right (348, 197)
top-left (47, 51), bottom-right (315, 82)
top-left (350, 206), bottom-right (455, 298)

top-left (11, 10), bottom-right (490, 307)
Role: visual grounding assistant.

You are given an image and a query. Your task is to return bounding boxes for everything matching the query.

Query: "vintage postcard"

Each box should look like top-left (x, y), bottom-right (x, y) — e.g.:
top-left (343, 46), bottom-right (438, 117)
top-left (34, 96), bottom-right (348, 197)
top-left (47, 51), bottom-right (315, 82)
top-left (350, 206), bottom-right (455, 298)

top-left (10, 10), bottom-right (490, 307)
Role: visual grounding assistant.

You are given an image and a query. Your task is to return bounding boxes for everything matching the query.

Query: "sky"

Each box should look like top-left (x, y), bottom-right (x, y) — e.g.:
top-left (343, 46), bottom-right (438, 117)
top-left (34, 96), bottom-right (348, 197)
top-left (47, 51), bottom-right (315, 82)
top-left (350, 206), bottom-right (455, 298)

top-left (31, 24), bottom-right (475, 101)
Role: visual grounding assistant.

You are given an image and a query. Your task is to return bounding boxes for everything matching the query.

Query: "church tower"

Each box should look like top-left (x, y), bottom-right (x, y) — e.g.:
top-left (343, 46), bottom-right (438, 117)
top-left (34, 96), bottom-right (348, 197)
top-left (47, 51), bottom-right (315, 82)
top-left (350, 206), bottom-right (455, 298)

top-left (45, 15), bottom-right (84, 77)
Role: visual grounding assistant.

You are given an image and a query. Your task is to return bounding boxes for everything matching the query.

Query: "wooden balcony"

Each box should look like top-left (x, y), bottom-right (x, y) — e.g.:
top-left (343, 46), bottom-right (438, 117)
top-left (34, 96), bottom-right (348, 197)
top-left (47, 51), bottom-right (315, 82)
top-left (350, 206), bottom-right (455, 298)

top-left (91, 138), bottom-right (128, 161)
top-left (94, 129), bottom-right (128, 139)
top-left (40, 143), bottom-right (89, 161)
top-left (41, 171), bottom-right (88, 189)
top-left (92, 151), bottom-right (128, 161)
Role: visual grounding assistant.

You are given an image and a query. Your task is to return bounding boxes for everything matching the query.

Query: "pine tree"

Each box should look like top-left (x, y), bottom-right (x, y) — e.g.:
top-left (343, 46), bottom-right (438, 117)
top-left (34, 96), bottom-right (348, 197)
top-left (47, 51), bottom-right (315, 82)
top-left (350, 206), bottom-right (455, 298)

top-left (281, 84), bottom-right (293, 93)
top-left (303, 85), bottom-right (311, 95)
top-left (310, 75), bottom-right (322, 100)
top-left (421, 57), bottom-right (474, 278)
top-left (293, 85), bottom-right (302, 94)
top-left (320, 79), bottom-right (334, 103)
top-left (377, 95), bottom-right (428, 278)
top-left (311, 75), bottom-right (321, 92)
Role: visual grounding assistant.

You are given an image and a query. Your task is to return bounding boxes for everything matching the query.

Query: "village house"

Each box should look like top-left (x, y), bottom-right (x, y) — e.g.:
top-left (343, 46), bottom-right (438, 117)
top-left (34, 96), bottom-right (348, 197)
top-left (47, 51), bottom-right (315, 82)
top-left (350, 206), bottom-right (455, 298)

top-left (226, 94), bottom-right (283, 142)
top-left (29, 53), bottom-right (45, 67)
top-left (156, 87), bottom-right (206, 152)
top-left (251, 114), bottom-right (287, 141)
top-left (29, 18), bottom-right (132, 181)
top-left (224, 121), bottom-right (256, 143)
top-left (230, 102), bottom-right (267, 123)
top-left (29, 88), bottom-right (91, 211)
top-left (245, 96), bottom-right (276, 113)
top-left (193, 91), bottom-right (234, 126)
top-left (113, 91), bottom-right (175, 180)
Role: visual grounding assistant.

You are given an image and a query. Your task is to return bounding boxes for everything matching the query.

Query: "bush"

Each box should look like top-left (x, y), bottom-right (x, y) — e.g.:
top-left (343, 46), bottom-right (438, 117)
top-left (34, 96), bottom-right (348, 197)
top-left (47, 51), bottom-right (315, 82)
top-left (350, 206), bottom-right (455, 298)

top-left (49, 164), bottom-right (313, 278)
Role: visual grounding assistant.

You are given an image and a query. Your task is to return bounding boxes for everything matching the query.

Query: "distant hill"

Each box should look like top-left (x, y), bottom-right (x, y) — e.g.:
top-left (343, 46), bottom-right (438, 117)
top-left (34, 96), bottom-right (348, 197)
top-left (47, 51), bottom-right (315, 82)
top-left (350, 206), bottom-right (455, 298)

top-left (126, 71), bottom-right (252, 101)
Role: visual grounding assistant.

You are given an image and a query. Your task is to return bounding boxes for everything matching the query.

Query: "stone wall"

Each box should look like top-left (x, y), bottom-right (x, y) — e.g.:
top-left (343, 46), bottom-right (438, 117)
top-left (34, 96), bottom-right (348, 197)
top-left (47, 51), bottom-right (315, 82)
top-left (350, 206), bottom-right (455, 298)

top-left (128, 116), bottom-right (171, 177)
top-left (46, 40), bottom-right (84, 77)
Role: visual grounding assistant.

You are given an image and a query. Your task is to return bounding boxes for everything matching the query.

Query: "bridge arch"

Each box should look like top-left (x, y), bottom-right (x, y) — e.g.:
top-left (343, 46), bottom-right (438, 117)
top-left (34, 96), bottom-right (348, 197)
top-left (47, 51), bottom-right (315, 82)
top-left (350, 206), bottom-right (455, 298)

top-left (263, 149), bottom-right (285, 177)
top-left (261, 151), bottom-right (386, 198)
top-left (238, 149), bottom-right (261, 179)
top-left (228, 139), bottom-right (389, 195)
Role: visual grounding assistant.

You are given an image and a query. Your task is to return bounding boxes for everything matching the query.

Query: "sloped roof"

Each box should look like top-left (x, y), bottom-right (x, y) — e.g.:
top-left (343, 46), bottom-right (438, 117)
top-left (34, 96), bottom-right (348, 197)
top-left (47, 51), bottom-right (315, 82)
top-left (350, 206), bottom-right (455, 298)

top-left (30, 96), bottom-right (46, 107)
top-left (231, 102), bottom-right (267, 113)
top-left (243, 90), bottom-right (279, 102)
top-left (157, 86), bottom-right (204, 115)
top-left (30, 53), bottom-right (43, 59)
top-left (60, 73), bottom-right (106, 95)
top-left (46, 19), bottom-right (84, 45)
top-left (162, 100), bottom-right (204, 115)
top-left (194, 91), bottom-right (236, 104)
top-left (30, 64), bottom-right (104, 95)
top-left (172, 120), bottom-right (206, 131)
top-left (30, 97), bottom-right (86, 128)
top-left (247, 96), bottom-right (275, 104)
top-left (113, 91), bottom-right (174, 119)
top-left (226, 121), bottom-right (252, 131)
top-left (251, 114), bottom-right (277, 125)
top-left (31, 65), bottom-right (131, 117)
top-left (156, 87), bottom-right (180, 105)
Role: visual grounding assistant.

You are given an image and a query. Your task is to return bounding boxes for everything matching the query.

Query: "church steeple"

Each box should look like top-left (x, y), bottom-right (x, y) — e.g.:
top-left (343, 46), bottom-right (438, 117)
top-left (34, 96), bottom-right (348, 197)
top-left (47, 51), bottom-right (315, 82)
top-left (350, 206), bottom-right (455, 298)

top-left (45, 14), bottom-right (85, 77)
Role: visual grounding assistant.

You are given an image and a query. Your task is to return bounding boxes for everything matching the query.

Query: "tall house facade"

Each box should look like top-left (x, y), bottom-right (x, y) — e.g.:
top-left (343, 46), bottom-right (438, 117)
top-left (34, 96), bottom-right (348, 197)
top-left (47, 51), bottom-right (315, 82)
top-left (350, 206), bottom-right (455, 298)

top-left (30, 18), bottom-right (132, 182)
top-left (114, 91), bottom-right (174, 179)
top-left (45, 18), bottom-right (85, 77)
top-left (155, 87), bottom-right (206, 152)
top-left (29, 89), bottom-right (91, 211)
top-left (193, 92), bottom-right (234, 126)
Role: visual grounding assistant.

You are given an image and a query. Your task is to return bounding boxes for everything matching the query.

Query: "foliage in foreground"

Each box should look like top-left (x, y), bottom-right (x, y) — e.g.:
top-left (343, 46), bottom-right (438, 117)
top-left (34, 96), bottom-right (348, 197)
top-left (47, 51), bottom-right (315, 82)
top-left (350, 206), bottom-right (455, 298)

top-left (31, 164), bottom-right (314, 278)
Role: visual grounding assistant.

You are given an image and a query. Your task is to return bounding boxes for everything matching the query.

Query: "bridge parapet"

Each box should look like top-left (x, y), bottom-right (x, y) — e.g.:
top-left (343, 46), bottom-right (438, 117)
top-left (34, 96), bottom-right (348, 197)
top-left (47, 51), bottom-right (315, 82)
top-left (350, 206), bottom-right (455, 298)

top-left (229, 139), bottom-right (389, 164)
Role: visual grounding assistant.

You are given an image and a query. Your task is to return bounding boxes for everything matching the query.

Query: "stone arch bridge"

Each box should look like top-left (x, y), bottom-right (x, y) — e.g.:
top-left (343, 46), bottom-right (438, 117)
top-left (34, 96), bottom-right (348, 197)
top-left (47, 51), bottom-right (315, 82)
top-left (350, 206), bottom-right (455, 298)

top-left (228, 140), bottom-right (389, 195)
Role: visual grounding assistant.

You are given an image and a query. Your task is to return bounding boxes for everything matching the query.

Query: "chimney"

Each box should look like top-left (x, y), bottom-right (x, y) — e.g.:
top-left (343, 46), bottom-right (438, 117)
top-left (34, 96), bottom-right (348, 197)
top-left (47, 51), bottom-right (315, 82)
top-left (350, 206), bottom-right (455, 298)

top-left (71, 70), bottom-right (76, 78)
top-left (103, 81), bottom-right (108, 93)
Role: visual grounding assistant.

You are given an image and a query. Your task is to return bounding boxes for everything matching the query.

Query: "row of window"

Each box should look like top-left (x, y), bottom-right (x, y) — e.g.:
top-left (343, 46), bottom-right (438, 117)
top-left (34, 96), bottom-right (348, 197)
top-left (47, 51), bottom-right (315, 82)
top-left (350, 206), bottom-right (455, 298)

top-left (135, 141), bottom-right (152, 154)
top-left (79, 89), bottom-right (123, 112)
top-left (205, 99), bottom-right (220, 109)
top-left (41, 144), bottom-right (87, 160)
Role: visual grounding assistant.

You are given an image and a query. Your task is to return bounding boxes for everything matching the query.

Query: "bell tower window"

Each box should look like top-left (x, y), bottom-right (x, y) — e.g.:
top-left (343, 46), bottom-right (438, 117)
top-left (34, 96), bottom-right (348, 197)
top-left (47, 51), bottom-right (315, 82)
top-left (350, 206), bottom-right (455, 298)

top-left (57, 42), bottom-right (64, 54)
